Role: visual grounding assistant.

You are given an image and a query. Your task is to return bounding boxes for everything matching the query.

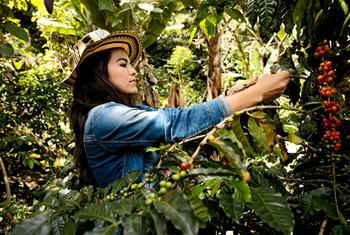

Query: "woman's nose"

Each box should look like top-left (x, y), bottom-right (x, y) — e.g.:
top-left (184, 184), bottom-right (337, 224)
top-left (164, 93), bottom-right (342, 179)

top-left (128, 66), bottom-right (136, 75)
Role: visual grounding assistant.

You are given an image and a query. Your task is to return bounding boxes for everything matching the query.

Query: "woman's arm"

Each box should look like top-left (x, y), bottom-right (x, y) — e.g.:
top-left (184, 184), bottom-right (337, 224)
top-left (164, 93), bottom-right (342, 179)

top-left (225, 71), bottom-right (290, 112)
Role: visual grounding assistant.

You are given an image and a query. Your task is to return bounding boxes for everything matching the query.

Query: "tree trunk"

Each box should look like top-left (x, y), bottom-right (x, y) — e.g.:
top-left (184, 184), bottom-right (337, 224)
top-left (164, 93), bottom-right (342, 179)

top-left (135, 50), bottom-right (160, 108)
top-left (205, 30), bottom-right (222, 101)
top-left (0, 156), bottom-right (11, 203)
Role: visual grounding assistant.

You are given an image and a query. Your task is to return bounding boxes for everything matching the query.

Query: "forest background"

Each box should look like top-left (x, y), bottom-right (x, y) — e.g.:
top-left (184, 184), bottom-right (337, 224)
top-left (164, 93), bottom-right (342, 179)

top-left (0, 0), bottom-right (349, 234)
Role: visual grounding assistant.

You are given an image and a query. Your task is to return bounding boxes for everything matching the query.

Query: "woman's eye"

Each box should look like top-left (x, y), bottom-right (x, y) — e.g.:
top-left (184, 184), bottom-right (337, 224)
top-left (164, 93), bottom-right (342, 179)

top-left (120, 63), bottom-right (127, 67)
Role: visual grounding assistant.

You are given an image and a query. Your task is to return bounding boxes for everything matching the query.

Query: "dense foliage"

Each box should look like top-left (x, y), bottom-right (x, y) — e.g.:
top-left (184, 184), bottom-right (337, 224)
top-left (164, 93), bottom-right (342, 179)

top-left (1, 0), bottom-right (349, 234)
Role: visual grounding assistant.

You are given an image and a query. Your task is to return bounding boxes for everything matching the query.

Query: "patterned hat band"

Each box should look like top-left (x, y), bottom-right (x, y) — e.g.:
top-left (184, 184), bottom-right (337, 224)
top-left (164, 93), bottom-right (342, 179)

top-left (62, 29), bottom-right (142, 88)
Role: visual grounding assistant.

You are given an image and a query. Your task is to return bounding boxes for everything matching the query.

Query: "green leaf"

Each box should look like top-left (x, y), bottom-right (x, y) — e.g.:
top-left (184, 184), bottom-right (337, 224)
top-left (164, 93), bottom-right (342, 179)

top-left (312, 196), bottom-right (338, 219)
top-left (153, 190), bottom-right (198, 235)
top-left (191, 178), bottom-right (222, 198)
top-left (330, 225), bottom-right (350, 235)
top-left (180, 0), bottom-right (199, 7)
top-left (247, 117), bottom-right (268, 152)
top-left (225, 8), bottom-right (245, 22)
top-left (51, 215), bottom-right (65, 235)
top-left (218, 191), bottom-right (244, 223)
top-left (12, 210), bottom-right (54, 235)
top-left (75, 202), bottom-right (117, 225)
top-left (187, 195), bottom-right (210, 227)
top-left (123, 216), bottom-right (143, 235)
top-left (36, 19), bottom-right (78, 35)
top-left (138, 3), bottom-right (162, 13)
top-left (287, 133), bottom-right (304, 145)
top-left (258, 0), bottom-right (275, 37)
top-left (250, 187), bottom-right (294, 235)
top-left (247, 0), bottom-right (258, 27)
top-left (149, 210), bottom-right (167, 235)
top-left (84, 226), bottom-right (116, 235)
top-left (199, 14), bottom-right (218, 41)
top-left (3, 22), bottom-right (29, 41)
top-left (0, 43), bottom-right (15, 57)
top-left (229, 179), bottom-right (252, 203)
top-left (293, 0), bottom-right (309, 33)
top-left (231, 116), bottom-right (256, 158)
top-left (189, 167), bottom-right (236, 176)
top-left (208, 131), bottom-right (246, 170)
top-left (110, 170), bottom-right (141, 191)
top-left (300, 187), bottom-right (328, 218)
top-left (62, 219), bottom-right (76, 235)
top-left (98, 0), bottom-right (115, 11)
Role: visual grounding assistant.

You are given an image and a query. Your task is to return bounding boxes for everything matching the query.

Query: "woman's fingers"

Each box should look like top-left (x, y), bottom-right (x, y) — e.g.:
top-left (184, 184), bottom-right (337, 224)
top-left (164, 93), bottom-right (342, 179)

top-left (256, 71), bottom-right (290, 101)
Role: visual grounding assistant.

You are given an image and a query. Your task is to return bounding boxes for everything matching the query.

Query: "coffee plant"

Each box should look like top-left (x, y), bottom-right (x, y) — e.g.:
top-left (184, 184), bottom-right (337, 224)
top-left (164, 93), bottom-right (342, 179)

top-left (1, 0), bottom-right (349, 234)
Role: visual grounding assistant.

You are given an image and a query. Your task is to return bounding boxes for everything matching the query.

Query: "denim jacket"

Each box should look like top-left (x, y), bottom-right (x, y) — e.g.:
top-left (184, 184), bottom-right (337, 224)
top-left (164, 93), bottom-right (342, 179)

top-left (84, 97), bottom-right (232, 187)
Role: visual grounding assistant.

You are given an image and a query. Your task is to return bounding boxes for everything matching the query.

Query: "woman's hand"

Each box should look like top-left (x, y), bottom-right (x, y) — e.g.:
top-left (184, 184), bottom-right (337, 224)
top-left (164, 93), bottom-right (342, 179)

top-left (225, 71), bottom-right (290, 113)
top-left (254, 71), bottom-right (290, 102)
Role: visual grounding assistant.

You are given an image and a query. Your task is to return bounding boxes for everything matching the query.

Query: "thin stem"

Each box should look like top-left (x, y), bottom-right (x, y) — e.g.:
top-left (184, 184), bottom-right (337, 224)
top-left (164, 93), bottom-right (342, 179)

top-left (332, 160), bottom-right (343, 223)
top-left (156, 134), bottom-right (207, 167)
top-left (235, 105), bottom-right (310, 116)
top-left (318, 218), bottom-right (328, 235)
top-left (0, 156), bottom-right (11, 203)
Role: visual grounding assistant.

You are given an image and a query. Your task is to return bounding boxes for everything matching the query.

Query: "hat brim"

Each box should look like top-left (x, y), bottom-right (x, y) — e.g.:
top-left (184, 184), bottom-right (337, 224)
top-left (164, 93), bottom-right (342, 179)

top-left (62, 31), bottom-right (142, 88)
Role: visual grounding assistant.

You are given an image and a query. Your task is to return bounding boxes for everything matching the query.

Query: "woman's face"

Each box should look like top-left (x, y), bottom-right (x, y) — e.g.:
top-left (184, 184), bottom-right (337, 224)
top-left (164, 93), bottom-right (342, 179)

top-left (107, 48), bottom-right (138, 95)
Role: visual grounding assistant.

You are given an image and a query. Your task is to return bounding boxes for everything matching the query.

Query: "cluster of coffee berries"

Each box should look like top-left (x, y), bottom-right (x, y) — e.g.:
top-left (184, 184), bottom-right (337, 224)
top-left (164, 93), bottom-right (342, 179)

top-left (171, 162), bottom-right (188, 181)
top-left (322, 130), bottom-right (341, 151)
top-left (314, 40), bottom-right (329, 59)
top-left (322, 100), bottom-right (341, 113)
top-left (314, 40), bottom-right (342, 151)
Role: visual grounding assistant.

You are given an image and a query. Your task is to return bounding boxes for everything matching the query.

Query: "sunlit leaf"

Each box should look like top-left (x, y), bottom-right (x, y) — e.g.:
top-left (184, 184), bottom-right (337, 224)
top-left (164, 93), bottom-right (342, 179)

top-left (207, 137), bottom-right (245, 170)
top-left (287, 133), bottom-right (304, 145)
top-left (138, 3), bottom-right (162, 13)
top-left (228, 179), bottom-right (252, 203)
top-left (247, 117), bottom-right (268, 152)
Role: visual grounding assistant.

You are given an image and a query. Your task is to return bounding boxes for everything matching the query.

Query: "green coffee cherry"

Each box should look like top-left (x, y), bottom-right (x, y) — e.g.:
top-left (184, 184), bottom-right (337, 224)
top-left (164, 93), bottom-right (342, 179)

top-left (159, 180), bottom-right (167, 187)
top-left (172, 174), bottom-right (181, 181)
top-left (159, 187), bottom-right (167, 195)
top-left (179, 170), bottom-right (187, 178)
top-left (166, 181), bottom-right (172, 189)
top-left (149, 192), bottom-right (157, 199)
top-left (131, 184), bottom-right (138, 190)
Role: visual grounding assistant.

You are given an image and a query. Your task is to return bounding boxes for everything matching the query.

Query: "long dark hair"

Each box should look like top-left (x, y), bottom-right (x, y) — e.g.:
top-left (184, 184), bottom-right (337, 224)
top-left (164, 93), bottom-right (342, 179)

top-left (69, 49), bottom-right (133, 187)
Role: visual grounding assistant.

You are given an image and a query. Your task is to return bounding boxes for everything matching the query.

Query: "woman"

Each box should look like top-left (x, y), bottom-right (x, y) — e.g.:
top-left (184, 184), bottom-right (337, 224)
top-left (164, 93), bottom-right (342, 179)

top-left (64, 30), bottom-right (289, 187)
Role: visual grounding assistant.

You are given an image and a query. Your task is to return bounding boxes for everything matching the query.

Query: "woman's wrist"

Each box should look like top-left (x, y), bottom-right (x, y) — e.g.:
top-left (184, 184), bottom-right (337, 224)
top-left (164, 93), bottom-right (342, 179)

top-left (225, 85), bottom-right (263, 113)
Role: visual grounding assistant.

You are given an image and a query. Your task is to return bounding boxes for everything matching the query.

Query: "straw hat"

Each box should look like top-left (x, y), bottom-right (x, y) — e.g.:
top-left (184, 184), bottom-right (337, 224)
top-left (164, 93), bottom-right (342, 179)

top-left (62, 29), bottom-right (142, 87)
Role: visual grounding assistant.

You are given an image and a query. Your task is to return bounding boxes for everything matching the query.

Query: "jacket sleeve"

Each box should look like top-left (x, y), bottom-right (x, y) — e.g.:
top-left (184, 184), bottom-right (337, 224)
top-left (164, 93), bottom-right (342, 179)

top-left (86, 97), bottom-right (231, 151)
